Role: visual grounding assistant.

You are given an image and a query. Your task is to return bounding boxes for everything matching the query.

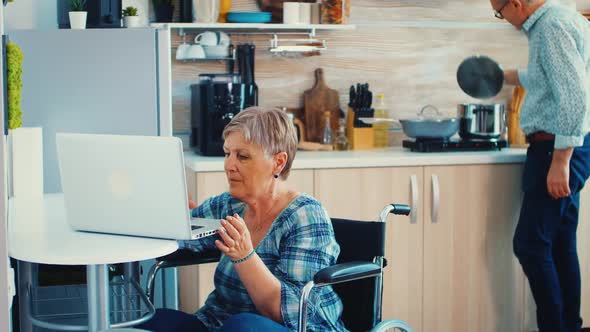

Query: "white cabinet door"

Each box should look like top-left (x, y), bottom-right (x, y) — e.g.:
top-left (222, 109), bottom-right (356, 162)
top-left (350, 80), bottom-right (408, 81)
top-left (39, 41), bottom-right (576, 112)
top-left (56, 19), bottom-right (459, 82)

top-left (423, 164), bottom-right (524, 332)
top-left (314, 167), bottom-right (423, 331)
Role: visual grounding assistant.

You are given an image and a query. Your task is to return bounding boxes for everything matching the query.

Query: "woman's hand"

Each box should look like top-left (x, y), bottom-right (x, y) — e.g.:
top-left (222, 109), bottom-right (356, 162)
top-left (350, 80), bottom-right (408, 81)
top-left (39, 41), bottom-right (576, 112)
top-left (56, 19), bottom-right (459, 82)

top-left (188, 195), bottom-right (197, 209)
top-left (188, 199), bottom-right (197, 209)
top-left (215, 213), bottom-right (254, 261)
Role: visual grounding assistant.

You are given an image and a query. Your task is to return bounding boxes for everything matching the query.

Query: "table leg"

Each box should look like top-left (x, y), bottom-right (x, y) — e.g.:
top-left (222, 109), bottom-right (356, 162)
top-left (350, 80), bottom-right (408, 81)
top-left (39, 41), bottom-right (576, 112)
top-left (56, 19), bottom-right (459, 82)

top-left (17, 261), bottom-right (33, 332)
top-left (87, 264), bottom-right (110, 332)
top-left (123, 262), bottom-right (139, 320)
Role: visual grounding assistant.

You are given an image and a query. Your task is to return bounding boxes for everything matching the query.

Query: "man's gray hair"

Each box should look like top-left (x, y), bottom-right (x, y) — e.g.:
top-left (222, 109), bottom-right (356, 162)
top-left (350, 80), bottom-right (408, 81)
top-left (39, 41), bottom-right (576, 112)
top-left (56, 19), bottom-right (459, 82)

top-left (222, 107), bottom-right (298, 180)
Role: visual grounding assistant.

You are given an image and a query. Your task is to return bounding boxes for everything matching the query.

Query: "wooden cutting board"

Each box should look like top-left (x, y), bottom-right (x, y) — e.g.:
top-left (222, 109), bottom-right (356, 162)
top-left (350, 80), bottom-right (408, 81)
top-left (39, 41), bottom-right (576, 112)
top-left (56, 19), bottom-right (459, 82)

top-left (256, 0), bottom-right (316, 23)
top-left (303, 68), bottom-right (341, 143)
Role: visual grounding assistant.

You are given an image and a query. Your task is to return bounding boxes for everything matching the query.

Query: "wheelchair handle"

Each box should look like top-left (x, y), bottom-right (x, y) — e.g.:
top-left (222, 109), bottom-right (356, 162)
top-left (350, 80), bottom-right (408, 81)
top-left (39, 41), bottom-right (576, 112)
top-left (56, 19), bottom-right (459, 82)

top-left (378, 204), bottom-right (411, 222)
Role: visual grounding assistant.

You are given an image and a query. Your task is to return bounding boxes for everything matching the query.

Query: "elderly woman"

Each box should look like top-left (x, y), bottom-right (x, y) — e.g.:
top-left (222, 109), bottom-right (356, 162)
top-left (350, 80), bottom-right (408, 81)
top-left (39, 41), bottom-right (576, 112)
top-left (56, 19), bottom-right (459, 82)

top-left (140, 107), bottom-right (345, 332)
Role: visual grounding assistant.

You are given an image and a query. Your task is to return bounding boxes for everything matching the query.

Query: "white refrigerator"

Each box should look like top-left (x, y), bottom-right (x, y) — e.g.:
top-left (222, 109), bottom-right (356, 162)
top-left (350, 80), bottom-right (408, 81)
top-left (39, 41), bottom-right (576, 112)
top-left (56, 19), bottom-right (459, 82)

top-left (1, 2), bottom-right (13, 332)
top-left (6, 27), bottom-right (178, 332)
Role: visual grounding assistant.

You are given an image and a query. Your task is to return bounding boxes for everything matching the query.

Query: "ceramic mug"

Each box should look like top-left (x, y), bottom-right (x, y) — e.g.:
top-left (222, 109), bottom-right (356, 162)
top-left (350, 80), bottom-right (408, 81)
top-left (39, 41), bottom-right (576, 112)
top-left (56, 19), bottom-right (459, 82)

top-left (175, 43), bottom-right (191, 60)
top-left (186, 44), bottom-right (206, 59)
top-left (194, 31), bottom-right (230, 46)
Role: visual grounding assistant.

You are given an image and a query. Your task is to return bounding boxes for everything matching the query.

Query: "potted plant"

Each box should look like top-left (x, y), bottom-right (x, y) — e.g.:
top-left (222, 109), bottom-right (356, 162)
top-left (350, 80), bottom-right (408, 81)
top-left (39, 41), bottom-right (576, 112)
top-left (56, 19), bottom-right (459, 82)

top-left (68, 0), bottom-right (87, 29)
top-left (152, 0), bottom-right (174, 23)
top-left (122, 6), bottom-right (140, 28)
top-left (6, 41), bottom-right (23, 130)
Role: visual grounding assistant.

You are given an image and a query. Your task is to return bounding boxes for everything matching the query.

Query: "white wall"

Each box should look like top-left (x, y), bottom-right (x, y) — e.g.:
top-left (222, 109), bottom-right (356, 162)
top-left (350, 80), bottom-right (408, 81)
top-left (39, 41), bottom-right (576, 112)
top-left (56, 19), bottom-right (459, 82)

top-left (4, 0), bottom-right (57, 30)
top-left (3, 0), bottom-right (151, 30)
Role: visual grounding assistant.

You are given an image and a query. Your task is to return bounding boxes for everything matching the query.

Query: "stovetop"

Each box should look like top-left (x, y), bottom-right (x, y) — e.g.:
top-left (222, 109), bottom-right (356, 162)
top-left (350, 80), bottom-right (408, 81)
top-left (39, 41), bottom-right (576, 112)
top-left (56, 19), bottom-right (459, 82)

top-left (402, 138), bottom-right (508, 152)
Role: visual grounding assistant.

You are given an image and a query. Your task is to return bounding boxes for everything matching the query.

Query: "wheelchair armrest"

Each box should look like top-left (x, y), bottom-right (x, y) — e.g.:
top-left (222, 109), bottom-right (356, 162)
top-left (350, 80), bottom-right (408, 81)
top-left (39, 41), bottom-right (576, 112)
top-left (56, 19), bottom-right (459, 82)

top-left (313, 261), bottom-right (381, 285)
top-left (146, 249), bottom-right (221, 304)
top-left (156, 248), bottom-right (221, 268)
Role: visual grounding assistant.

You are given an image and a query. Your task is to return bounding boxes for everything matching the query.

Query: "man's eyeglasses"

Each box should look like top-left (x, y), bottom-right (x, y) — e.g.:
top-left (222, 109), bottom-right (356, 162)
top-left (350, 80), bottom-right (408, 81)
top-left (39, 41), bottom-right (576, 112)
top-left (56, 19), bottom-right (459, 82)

top-left (494, 1), bottom-right (509, 19)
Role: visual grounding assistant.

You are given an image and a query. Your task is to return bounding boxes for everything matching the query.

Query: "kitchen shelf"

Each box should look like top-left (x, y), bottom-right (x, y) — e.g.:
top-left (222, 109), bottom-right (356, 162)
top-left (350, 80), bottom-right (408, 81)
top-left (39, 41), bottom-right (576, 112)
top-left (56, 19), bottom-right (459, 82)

top-left (151, 22), bottom-right (356, 35)
top-left (179, 57), bottom-right (234, 62)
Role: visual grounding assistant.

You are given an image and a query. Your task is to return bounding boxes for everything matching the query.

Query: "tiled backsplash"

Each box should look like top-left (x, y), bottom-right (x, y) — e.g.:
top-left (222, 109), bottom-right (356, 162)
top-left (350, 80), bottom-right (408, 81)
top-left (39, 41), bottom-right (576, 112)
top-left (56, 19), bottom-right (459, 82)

top-left (171, 0), bottom-right (574, 134)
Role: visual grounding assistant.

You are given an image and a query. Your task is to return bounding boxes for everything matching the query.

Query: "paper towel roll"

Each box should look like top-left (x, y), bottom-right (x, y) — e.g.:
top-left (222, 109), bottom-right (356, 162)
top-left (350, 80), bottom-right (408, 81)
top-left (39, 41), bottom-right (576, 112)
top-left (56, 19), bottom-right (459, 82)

top-left (9, 127), bottom-right (44, 198)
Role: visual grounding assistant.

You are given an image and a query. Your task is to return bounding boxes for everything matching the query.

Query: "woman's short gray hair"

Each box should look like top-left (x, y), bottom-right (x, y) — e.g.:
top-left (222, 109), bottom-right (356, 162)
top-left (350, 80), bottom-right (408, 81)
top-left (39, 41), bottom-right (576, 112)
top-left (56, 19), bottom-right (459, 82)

top-left (222, 107), bottom-right (298, 180)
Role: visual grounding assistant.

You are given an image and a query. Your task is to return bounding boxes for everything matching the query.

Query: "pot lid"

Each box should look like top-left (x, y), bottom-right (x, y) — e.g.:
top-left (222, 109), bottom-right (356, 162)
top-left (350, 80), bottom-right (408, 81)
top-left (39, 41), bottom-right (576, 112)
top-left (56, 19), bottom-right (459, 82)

top-left (456, 55), bottom-right (504, 99)
top-left (401, 105), bottom-right (457, 122)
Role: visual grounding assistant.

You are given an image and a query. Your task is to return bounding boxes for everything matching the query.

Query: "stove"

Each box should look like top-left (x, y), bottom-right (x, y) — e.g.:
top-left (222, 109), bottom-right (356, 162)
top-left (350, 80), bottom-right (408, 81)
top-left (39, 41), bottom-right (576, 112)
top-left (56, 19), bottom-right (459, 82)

top-left (402, 138), bottom-right (508, 152)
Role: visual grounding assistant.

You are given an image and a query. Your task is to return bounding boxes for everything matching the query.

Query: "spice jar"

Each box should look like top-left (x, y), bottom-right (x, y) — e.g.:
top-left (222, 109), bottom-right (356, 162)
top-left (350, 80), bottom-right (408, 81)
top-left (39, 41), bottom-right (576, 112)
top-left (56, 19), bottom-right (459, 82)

top-left (321, 0), bottom-right (350, 24)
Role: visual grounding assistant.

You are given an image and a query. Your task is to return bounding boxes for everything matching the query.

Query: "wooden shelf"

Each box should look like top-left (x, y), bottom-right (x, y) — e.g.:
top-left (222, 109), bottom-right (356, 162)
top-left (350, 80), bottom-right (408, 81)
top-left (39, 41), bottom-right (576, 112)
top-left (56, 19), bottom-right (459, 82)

top-left (150, 22), bottom-right (356, 33)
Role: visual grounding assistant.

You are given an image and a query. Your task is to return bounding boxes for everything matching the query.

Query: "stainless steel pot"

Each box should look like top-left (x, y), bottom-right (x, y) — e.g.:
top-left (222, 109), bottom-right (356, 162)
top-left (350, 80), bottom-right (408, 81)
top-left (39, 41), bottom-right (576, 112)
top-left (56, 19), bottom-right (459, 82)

top-left (400, 105), bottom-right (459, 140)
top-left (457, 103), bottom-right (505, 140)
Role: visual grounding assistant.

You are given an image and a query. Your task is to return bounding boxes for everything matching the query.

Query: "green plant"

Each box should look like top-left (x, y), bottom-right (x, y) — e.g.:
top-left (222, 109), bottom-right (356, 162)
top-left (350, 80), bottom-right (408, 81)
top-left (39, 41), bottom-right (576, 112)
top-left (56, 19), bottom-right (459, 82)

top-left (6, 42), bottom-right (23, 130)
top-left (122, 6), bottom-right (138, 17)
top-left (69, 0), bottom-right (86, 11)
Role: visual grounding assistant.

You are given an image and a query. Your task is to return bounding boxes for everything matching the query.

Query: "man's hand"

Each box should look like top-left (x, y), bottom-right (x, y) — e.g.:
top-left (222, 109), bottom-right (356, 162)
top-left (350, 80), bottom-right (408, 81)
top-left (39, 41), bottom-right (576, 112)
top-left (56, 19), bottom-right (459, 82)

top-left (547, 148), bottom-right (573, 199)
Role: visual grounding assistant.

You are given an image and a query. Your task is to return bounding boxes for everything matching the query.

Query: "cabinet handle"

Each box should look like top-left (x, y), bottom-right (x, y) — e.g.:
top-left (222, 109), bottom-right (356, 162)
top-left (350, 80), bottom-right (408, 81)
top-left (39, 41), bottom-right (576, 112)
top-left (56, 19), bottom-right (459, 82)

top-left (410, 175), bottom-right (419, 224)
top-left (431, 174), bottom-right (440, 224)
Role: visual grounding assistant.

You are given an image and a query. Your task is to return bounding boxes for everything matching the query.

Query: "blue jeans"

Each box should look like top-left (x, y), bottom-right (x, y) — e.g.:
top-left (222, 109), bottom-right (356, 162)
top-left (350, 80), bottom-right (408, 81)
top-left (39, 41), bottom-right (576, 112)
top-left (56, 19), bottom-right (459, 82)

top-left (221, 313), bottom-right (291, 332)
top-left (137, 310), bottom-right (289, 332)
top-left (136, 308), bottom-right (208, 332)
top-left (514, 135), bottom-right (590, 332)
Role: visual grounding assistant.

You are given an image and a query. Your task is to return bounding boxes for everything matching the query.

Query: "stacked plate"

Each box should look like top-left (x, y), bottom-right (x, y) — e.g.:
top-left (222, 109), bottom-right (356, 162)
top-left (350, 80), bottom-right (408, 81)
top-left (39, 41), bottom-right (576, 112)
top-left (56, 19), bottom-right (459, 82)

top-left (227, 12), bottom-right (272, 23)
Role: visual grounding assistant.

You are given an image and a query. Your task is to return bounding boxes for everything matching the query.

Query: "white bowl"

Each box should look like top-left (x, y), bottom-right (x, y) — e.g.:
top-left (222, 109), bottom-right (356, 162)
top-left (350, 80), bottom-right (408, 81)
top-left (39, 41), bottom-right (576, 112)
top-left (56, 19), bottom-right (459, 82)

top-left (204, 45), bottom-right (229, 58)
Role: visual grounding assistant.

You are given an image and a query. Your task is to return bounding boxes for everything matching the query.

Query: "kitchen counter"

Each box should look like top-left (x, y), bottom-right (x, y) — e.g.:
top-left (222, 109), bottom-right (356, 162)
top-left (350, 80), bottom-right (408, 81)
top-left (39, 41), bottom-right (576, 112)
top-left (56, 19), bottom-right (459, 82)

top-left (184, 147), bottom-right (527, 172)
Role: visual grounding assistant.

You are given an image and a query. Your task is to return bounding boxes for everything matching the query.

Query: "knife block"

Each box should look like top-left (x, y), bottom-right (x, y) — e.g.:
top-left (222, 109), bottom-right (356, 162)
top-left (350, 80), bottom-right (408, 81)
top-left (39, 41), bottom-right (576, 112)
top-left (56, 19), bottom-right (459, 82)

top-left (346, 108), bottom-right (374, 150)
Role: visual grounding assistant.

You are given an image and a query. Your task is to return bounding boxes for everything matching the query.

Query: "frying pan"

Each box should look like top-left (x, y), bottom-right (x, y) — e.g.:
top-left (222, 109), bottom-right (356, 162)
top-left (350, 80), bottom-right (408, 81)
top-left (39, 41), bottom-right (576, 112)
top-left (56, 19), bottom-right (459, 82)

top-left (360, 105), bottom-right (459, 140)
top-left (457, 55), bottom-right (504, 99)
top-left (399, 105), bottom-right (459, 139)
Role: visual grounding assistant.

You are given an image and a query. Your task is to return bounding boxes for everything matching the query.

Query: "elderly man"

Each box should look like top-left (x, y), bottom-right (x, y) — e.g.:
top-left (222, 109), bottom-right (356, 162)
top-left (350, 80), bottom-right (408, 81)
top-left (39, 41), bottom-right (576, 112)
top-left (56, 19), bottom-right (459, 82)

top-left (490, 0), bottom-right (590, 330)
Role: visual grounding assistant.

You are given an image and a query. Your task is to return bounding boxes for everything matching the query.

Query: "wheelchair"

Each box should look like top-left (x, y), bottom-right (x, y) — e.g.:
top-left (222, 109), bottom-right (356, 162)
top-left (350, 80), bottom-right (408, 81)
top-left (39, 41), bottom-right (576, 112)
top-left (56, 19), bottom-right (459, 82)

top-left (145, 203), bottom-right (414, 332)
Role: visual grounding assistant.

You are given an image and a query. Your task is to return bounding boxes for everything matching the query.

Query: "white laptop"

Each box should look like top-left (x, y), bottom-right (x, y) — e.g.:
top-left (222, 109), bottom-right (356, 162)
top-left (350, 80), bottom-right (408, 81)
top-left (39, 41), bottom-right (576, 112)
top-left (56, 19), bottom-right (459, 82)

top-left (56, 133), bottom-right (221, 240)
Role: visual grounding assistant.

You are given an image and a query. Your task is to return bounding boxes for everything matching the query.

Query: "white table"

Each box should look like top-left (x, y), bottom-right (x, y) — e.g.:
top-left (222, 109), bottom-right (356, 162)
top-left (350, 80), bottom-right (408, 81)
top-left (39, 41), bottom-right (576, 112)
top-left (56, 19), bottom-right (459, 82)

top-left (8, 193), bottom-right (179, 332)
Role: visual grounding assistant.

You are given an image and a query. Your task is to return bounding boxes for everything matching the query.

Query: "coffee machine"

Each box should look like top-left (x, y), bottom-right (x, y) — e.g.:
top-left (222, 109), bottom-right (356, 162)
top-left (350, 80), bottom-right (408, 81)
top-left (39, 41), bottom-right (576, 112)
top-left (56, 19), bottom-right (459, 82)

top-left (190, 74), bottom-right (257, 156)
top-left (191, 44), bottom-right (258, 156)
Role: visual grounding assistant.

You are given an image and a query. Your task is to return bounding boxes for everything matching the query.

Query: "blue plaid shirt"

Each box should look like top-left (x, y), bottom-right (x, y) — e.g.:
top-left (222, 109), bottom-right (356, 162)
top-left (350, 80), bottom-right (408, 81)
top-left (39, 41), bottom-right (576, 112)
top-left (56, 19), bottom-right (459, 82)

top-left (183, 192), bottom-right (346, 331)
top-left (517, 1), bottom-right (590, 149)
